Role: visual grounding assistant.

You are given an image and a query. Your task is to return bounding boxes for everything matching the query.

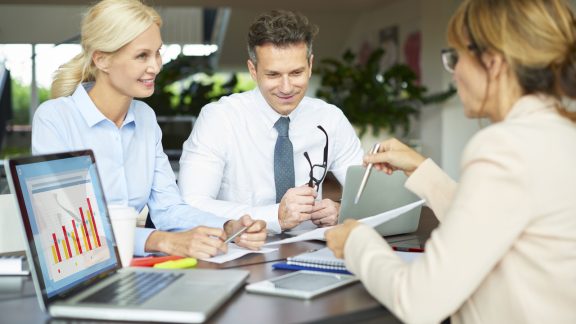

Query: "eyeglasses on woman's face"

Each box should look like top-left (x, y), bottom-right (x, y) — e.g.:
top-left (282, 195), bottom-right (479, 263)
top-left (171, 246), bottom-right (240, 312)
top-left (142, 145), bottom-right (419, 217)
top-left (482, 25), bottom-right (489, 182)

top-left (303, 125), bottom-right (328, 191)
top-left (441, 44), bottom-right (481, 73)
top-left (441, 48), bottom-right (458, 73)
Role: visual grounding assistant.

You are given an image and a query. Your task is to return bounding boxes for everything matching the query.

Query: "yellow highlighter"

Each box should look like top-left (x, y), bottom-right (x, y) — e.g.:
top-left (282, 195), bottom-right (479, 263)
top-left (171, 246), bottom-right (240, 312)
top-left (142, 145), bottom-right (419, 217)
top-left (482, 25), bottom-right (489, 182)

top-left (153, 257), bottom-right (197, 269)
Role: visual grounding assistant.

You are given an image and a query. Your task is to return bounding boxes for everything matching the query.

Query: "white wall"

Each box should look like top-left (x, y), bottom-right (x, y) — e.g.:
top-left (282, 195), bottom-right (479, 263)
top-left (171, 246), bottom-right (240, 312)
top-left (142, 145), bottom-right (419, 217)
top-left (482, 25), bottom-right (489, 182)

top-left (344, 0), bottom-right (421, 65)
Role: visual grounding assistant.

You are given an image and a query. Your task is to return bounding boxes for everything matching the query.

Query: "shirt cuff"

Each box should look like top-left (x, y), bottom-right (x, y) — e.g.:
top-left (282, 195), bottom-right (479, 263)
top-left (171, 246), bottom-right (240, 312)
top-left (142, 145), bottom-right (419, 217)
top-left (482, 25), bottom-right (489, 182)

top-left (133, 227), bottom-right (156, 256)
top-left (247, 204), bottom-right (282, 234)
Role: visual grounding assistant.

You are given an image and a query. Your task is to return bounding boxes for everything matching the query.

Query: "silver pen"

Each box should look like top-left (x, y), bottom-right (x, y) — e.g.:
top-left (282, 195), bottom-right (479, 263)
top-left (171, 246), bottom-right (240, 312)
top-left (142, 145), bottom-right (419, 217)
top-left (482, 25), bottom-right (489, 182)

top-left (354, 143), bottom-right (381, 204)
top-left (224, 226), bottom-right (249, 244)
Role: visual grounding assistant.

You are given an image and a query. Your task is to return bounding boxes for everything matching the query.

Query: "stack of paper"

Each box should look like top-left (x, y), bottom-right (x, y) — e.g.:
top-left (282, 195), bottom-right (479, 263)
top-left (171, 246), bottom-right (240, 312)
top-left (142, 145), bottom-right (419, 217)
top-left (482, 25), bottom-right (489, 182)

top-left (0, 253), bottom-right (29, 276)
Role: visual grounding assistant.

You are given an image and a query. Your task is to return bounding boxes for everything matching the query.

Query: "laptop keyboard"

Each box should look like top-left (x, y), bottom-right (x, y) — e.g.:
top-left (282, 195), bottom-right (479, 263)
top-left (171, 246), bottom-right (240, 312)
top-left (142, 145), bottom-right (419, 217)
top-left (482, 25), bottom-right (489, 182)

top-left (81, 271), bottom-right (183, 306)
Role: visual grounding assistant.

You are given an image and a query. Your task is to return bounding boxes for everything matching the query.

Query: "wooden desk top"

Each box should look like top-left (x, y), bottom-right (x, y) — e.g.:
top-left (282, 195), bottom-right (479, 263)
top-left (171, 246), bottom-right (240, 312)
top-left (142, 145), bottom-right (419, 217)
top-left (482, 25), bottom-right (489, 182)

top-left (0, 207), bottom-right (437, 323)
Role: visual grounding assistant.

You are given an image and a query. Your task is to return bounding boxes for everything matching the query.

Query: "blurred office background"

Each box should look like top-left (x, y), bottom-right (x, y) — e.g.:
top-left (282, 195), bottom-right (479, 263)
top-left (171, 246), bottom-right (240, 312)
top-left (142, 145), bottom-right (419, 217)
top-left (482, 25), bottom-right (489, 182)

top-left (4, 0), bottom-right (558, 192)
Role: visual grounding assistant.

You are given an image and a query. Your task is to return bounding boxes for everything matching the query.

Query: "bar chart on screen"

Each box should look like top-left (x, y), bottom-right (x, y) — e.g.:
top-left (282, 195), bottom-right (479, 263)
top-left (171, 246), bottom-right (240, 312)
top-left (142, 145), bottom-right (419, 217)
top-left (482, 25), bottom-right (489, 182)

top-left (27, 172), bottom-right (110, 282)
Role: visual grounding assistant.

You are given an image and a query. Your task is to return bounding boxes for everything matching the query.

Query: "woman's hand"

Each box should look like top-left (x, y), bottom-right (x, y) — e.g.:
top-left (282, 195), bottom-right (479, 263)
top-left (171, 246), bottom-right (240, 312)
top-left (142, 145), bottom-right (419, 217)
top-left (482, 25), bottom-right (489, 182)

top-left (325, 219), bottom-right (360, 258)
top-left (146, 227), bottom-right (228, 259)
top-left (364, 138), bottom-right (426, 177)
top-left (224, 215), bottom-right (267, 250)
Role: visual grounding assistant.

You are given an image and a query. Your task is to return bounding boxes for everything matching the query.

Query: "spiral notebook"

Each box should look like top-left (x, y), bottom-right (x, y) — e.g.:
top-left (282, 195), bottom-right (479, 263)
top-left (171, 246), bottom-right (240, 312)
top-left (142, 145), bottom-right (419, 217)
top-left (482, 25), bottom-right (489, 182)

top-left (274, 247), bottom-right (423, 275)
top-left (287, 248), bottom-right (346, 271)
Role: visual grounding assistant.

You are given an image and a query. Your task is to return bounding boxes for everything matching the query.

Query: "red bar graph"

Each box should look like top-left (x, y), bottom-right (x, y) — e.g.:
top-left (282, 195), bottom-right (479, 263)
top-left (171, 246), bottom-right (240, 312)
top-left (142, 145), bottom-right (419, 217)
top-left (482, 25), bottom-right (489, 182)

top-left (86, 198), bottom-right (101, 247)
top-left (50, 197), bottom-right (103, 264)
top-left (62, 226), bottom-right (72, 258)
top-left (79, 207), bottom-right (93, 250)
top-left (72, 220), bottom-right (82, 254)
top-left (52, 233), bottom-right (62, 262)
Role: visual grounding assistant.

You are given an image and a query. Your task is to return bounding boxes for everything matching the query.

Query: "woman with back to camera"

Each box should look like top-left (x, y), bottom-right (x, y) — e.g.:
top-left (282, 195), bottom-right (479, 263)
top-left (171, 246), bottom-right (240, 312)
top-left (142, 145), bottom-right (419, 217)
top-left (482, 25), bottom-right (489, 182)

top-left (326, 0), bottom-right (576, 322)
top-left (32, 0), bottom-right (267, 259)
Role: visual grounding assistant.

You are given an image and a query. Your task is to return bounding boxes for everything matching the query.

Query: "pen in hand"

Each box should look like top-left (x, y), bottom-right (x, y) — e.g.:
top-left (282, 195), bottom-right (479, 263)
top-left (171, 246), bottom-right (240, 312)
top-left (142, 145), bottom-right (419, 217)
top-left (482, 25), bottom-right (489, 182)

top-left (354, 143), bottom-right (381, 204)
top-left (224, 226), bottom-right (249, 244)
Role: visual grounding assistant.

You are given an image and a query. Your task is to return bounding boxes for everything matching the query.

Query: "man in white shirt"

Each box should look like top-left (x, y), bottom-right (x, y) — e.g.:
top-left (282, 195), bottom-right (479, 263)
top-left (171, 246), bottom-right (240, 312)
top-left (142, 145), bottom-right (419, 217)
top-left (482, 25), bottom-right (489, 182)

top-left (178, 10), bottom-right (363, 233)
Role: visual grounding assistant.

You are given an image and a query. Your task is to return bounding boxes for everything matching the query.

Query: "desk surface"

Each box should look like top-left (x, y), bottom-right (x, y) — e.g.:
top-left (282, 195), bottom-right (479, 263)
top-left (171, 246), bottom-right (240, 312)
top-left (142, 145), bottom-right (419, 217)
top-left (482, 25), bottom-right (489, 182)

top-left (0, 207), bottom-right (437, 324)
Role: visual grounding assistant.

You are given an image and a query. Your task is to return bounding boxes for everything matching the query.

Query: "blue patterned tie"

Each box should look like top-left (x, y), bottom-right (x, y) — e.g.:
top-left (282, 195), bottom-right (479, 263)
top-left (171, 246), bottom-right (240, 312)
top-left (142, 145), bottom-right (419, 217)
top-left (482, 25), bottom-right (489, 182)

top-left (274, 117), bottom-right (295, 203)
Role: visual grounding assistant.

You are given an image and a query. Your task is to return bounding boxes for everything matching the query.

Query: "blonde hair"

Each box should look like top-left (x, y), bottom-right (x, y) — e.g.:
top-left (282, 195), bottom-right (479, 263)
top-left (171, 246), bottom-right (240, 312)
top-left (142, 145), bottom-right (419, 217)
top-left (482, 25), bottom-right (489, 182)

top-left (447, 0), bottom-right (576, 121)
top-left (51, 0), bottom-right (162, 98)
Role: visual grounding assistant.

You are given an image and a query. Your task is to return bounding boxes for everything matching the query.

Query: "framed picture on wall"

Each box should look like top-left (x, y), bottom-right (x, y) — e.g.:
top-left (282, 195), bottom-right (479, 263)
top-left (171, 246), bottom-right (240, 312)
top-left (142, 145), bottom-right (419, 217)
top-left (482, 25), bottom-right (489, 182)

top-left (378, 25), bottom-right (399, 71)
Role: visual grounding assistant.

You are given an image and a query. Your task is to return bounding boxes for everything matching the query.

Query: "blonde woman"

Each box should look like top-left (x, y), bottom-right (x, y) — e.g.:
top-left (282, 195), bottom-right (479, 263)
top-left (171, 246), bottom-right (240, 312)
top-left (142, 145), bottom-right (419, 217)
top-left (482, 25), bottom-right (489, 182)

top-left (326, 0), bottom-right (576, 322)
top-left (32, 0), bottom-right (267, 259)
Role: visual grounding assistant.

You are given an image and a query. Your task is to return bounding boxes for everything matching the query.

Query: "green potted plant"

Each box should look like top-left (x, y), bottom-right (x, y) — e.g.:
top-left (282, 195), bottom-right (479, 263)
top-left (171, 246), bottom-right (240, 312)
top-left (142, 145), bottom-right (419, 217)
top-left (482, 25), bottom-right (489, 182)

top-left (143, 54), bottom-right (241, 117)
top-left (315, 48), bottom-right (455, 138)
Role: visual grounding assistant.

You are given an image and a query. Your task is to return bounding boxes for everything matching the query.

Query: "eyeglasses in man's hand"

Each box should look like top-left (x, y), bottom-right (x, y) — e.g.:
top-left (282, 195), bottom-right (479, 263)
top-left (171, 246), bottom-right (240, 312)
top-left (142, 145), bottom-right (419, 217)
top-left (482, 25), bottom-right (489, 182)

top-left (303, 125), bottom-right (328, 191)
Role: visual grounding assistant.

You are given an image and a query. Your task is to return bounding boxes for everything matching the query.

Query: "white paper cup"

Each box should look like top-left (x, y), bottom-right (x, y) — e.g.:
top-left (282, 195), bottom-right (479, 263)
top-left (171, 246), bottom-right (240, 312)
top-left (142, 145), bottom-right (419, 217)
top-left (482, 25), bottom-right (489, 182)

top-left (108, 205), bottom-right (137, 267)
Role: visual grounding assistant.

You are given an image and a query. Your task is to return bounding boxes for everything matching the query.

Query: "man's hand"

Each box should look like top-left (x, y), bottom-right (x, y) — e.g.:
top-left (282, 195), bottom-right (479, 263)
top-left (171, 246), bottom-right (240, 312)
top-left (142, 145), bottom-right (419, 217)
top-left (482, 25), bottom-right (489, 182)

top-left (224, 215), bottom-right (267, 250)
top-left (325, 219), bottom-right (360, 258)
top-left (145, 227), bottom-right (227, 259)
top-left (278, 185), bottom-right (317, 230)
top-left (310, 199), bottom-right (340, 227)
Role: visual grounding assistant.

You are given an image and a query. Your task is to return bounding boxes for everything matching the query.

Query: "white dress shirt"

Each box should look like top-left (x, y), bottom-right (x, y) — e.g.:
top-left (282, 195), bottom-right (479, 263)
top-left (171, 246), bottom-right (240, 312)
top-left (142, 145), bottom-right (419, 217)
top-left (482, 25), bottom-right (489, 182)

top-left (344, 95), bottom-right (576, 323)
top-left (179, 88), bottom-right (363, 233)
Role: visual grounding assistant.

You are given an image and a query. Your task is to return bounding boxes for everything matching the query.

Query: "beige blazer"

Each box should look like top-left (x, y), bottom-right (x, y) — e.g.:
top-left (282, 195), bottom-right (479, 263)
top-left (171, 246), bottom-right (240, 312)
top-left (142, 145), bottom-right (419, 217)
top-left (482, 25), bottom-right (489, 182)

top-left (345, 95), bottom-right (576, 324)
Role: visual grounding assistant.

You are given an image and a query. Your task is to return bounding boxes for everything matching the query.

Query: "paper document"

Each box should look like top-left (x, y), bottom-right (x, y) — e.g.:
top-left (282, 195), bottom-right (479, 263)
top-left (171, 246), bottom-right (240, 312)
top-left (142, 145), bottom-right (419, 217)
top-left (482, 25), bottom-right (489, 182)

top-left (264, 227), bottom-right (330, 247)
top-left (396, 251), bottom-right (422, 263)
top-left (265, 200), bottom-right (425, 246)
top-left (356, 200), bottom-right (424, 227)
top-left (201, 244), bottom-right (277, 264)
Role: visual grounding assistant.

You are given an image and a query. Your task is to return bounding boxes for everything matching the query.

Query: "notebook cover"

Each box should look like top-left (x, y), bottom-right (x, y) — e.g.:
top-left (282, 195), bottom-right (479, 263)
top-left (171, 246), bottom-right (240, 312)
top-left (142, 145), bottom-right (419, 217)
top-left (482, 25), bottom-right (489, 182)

top-left (272, 262), bottom-right (352, 275)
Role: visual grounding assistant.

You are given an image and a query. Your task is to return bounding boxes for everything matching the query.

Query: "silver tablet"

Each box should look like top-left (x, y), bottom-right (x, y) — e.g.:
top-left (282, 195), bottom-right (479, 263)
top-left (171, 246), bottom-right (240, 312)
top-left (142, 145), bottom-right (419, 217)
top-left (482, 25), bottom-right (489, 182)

top-left (245, 270), bottom-right (358, 299)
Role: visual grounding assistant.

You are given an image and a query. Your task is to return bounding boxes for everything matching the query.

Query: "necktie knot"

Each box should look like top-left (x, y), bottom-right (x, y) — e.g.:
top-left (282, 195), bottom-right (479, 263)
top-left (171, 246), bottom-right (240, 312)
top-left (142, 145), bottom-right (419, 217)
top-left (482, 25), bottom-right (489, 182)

top-left (274, 117), bottom-right (290, 137)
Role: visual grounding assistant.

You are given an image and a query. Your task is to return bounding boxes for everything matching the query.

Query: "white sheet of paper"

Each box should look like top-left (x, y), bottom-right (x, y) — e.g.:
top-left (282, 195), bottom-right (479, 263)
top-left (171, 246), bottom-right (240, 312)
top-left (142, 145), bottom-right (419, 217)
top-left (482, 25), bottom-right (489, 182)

top-left (396, 251), bottom-right (422, 263)
top-left (357, 200), bottom-right (424, 227)
top-left (201, 244), bottom-right (277, 264)
top-left (264, 227), bottom-right (330, 246)
top-left (264, 200), bottom-right (425, 246)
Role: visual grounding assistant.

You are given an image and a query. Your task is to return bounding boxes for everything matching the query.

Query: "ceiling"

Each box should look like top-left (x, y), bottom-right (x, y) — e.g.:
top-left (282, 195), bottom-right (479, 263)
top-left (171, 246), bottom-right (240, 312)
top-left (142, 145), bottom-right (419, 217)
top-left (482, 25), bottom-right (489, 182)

top-left (0, 0), bottom-right (393, 13)
top-left (0, 0), bottom-right (400, 68)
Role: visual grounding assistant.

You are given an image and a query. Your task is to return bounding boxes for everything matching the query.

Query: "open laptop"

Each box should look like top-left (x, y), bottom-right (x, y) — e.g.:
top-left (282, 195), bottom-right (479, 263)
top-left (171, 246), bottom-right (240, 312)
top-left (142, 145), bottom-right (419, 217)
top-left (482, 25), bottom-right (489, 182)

top-left (339, 165), bottom-right (421, 236)
top-left (4, 150), bottom-right (248, 323)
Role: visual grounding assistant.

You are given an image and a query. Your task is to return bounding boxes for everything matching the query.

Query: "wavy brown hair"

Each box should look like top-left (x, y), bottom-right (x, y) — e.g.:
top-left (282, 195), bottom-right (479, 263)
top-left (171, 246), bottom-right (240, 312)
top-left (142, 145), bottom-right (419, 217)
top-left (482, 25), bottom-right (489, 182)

top-left (247, 10), bottom-right (318, 66)
top-left (447, 0), bottom-right (576, 121)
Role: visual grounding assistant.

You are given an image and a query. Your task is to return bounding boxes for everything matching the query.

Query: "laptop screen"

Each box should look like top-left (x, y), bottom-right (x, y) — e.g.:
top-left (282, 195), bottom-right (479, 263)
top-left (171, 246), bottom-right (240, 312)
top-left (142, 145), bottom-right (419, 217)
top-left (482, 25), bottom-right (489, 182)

top-left (7, 151), bottom-right (119, 299)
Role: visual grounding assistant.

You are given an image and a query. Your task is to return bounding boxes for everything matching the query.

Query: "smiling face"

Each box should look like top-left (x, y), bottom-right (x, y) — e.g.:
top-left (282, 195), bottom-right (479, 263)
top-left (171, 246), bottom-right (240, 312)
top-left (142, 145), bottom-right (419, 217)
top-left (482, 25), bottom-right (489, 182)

top-left (96, 23), bottom-right (163, 99)
top-left (247, 42), bottom-right (312, 115)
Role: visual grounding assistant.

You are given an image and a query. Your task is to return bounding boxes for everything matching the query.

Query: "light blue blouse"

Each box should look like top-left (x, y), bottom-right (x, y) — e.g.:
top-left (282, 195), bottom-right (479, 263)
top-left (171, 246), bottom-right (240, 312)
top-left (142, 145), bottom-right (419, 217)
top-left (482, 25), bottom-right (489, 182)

top-left (31, 83), bottom-right (227, 255)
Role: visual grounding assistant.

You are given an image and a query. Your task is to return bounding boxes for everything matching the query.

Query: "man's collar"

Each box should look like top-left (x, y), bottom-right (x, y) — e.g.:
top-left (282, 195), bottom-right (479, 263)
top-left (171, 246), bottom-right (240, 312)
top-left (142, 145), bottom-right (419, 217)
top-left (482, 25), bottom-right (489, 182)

top-left (252, 87), bottom-right (303, 130)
